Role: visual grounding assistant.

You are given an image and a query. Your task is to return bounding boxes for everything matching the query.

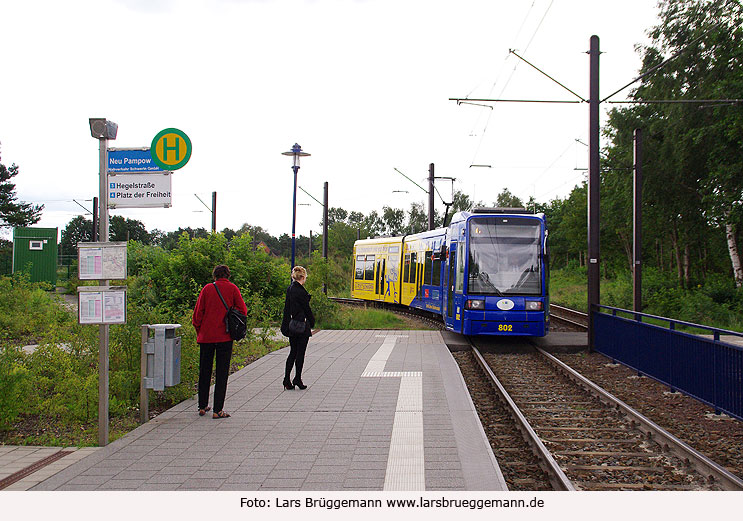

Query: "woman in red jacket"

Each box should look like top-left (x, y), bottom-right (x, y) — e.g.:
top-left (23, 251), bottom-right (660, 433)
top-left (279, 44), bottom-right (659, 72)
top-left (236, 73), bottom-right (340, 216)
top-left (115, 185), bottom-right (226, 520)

top-left (192, 265), bottom-right (247, 418)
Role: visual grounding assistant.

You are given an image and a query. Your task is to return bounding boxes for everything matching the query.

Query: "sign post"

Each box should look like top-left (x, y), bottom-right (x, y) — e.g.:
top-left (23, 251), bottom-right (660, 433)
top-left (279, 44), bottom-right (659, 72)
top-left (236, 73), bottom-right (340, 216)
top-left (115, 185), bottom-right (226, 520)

top-left (86, 125), bottom-right (190, 444)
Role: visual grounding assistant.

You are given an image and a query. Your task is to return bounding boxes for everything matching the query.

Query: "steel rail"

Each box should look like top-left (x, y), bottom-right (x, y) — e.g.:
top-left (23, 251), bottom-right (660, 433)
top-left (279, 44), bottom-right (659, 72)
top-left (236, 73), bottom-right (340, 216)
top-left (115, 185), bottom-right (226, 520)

top-left (469, 340), bottom-right (575, 491)
top-left (536, 346), bottom-right (743, 491)
top-left (550, 304), bottom-right (588, 331)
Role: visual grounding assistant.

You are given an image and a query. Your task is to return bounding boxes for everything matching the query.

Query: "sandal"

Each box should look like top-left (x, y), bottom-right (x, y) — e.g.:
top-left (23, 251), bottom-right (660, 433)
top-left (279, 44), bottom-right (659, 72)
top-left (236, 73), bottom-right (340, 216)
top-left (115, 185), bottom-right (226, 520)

top-left (198, 406), bottom-right (211, 416)
top-left (213, 411), bottom-right (231, 419)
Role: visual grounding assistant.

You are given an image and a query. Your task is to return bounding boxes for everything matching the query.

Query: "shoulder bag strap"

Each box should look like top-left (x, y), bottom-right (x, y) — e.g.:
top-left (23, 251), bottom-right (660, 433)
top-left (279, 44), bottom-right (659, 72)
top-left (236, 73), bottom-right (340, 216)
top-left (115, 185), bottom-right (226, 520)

top-left (212, 282), bottom-right (229, 311)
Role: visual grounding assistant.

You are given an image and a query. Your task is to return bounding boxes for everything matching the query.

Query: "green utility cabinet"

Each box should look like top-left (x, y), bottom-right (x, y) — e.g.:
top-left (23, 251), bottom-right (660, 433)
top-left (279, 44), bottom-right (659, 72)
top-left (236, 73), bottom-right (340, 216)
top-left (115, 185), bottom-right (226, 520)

top-left (12, 227), bottom-right (58, 286)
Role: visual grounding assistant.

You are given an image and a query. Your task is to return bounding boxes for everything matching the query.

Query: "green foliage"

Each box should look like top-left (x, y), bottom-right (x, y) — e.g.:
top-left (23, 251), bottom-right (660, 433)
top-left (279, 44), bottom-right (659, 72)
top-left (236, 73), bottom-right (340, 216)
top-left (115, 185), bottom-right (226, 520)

top-left (109, 216), bottom-right (151, 244)
top-left (0, 273), bottom-right (69, 344)
top-left (307, 290), bottom-right (340, 326)
top-left (550, 266), bottom-right (743, 332)
top-left (60, 216), bottom-right (93, 256)
top-left (0, 160), bottom-right (43, 227)
top-left (0, 239), bottom-right (10, 276)
top-left (0, 343), bottom-right (27, 430)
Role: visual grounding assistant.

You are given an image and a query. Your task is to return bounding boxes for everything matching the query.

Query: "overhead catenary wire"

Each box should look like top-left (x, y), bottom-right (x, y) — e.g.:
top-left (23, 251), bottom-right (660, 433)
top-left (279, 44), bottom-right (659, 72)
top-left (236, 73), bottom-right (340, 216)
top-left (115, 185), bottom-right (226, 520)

top-left (466, 0), bottom-right (556, 165)
top-left (508, 49), bottom-right (585, 102)
top-left (600, 18), bottom-right (726, 103)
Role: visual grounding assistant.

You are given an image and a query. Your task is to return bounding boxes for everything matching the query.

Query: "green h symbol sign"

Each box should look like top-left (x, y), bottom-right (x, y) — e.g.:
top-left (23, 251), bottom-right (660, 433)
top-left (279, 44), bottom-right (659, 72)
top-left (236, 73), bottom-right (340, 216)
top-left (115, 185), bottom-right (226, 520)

top-left (163, 137), bottom-right (180, 162)
top-left (151, 128), bottom-right (191, 171)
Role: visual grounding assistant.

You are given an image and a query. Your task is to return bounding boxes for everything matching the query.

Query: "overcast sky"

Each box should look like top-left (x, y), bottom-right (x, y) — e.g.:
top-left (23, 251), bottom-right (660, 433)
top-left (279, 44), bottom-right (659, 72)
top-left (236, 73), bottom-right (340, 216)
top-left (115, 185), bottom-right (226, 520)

top-left (0, 0), bottom-right (659, 241)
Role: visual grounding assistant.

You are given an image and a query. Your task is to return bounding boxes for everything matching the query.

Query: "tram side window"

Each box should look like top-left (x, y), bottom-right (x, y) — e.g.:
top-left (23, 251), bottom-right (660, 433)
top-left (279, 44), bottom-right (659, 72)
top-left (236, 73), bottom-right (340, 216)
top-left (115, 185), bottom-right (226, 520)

top-left (355, 255), bottom-right (365, 280)
top-left (403, 253), bottom-right (411, 283)
top-left (432, 251), bottom-right (442, 286)
top-left (424, 250), bottom-right (433, 285)
top-left (364, 255), bottom-right (375, 281)
top-left (455, 243), bottom-right (464, 293)
top-left (410, 252), bottom-right (417, 283)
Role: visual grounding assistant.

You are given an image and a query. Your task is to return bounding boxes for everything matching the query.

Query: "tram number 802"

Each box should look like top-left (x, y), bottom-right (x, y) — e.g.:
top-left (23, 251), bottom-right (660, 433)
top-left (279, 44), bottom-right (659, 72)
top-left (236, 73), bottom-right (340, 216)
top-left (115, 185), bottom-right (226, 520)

top-left (498, 324), bottom-right (513, 332)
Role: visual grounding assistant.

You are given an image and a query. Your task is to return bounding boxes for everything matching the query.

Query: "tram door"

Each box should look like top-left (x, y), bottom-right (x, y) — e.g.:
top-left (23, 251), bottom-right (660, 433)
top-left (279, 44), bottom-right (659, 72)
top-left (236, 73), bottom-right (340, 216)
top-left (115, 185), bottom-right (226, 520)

top-left (375, 258), bottom-right (386, 300)
top-left (445, 240), bottom-right (463, 332)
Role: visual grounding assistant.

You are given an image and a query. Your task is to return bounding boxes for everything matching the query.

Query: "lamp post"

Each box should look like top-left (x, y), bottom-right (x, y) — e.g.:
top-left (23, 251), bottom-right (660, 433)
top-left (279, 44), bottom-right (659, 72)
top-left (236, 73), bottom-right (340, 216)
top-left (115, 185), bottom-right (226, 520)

top-left (88, 117), bottom-right (117, 446)
top-left (282, 143), bottom-right (310, 269)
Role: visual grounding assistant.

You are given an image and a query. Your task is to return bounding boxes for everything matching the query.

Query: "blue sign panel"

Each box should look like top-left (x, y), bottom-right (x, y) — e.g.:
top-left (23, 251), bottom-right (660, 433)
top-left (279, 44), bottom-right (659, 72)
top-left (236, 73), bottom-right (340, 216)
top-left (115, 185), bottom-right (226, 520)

top-left (107, 148), bottom-right (164, 173)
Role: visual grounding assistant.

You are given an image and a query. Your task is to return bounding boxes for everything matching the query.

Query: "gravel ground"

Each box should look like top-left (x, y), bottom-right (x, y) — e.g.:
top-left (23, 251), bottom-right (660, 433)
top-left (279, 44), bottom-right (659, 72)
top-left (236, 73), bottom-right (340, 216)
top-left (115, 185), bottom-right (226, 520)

top-left (554, 351), bottom-right (743, 481)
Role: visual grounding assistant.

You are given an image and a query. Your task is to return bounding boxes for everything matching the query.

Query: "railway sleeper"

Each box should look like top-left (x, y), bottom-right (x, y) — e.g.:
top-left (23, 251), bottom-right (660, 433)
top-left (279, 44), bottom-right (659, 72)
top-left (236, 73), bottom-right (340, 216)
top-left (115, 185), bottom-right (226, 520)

top-left (532, 424), bottom-right (632, 434)
top-left (567, 464), bottom-right (671, 473)
top-left (552, 450), bottom-right (659, 459)
top-left (572, 482), bottom-right (703, 491)
top-left (543, 438), bottom-right (640, 444)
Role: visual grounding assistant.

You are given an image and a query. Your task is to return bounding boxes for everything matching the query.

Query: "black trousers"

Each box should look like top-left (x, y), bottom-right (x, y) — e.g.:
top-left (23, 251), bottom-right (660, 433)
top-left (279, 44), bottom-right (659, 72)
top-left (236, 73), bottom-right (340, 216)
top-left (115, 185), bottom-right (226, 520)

top-left (198, 341), bottom-right (233, 413)
top-left (285, 335), bottom-right (309, 383)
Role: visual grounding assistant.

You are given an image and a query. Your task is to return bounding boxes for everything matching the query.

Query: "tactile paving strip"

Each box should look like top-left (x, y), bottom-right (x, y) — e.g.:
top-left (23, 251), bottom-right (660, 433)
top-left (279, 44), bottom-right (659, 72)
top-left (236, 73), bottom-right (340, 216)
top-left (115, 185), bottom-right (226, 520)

top-left (363, 335), bottom-right (425, 491)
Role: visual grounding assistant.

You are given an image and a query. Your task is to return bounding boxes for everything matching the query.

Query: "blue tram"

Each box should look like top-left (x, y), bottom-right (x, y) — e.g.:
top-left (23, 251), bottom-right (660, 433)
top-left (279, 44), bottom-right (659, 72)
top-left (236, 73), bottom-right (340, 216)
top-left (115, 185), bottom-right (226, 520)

top-left (351, 208), bottom-right (549, 336)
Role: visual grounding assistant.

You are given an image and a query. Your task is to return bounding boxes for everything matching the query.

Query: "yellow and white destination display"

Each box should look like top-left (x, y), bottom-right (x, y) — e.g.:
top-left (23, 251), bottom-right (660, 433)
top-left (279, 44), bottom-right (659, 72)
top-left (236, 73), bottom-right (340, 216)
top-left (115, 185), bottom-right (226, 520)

top-left (78, 286), bottom-right (127, 324)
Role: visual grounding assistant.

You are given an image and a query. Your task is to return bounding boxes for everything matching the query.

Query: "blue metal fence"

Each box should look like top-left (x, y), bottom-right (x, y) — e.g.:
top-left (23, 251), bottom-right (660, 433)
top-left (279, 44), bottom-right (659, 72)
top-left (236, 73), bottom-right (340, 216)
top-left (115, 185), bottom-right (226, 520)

top-left (593, 305), bottom-right (743, 421)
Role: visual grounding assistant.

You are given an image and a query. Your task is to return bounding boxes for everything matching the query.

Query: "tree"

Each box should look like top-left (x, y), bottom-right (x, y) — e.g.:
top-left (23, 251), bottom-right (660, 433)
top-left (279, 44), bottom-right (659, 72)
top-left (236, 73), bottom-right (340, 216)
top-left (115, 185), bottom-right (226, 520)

top-left (327, 207), bottom-right (348, 225)
top-left (109, 216), bottom-right (151, 243)
top-left (602, 0), bottom-right (743, 286)
top-left (60, 216), bottom-right (93, 256)
top-left (407, 202), bottom-right (428, 234)
top-left (494, 188), bottom-right (523, 209)
top-left (0, 159), bottom-right (43, 227)
top-left (382, 206), bottom-right (405, 236)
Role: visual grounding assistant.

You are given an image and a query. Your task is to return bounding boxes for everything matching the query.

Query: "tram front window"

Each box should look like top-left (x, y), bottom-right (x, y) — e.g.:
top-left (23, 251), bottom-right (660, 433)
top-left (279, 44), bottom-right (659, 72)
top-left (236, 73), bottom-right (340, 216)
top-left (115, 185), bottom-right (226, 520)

top-left (468, 218), bottom-right (542, 296)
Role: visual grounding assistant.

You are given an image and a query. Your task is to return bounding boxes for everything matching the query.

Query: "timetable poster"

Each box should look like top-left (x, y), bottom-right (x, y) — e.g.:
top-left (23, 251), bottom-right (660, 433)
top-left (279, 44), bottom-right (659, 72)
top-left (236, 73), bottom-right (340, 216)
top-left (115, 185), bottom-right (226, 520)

top-left (102, 291), bottom-right (126, 323)
top-left (78, 248), bottom-right (103, 280)
top-left (79, 292), bottom-right (103, 324)
top-left (78, 243), bottom-right (127, 280)
top-left (78, 289), bottom-right (127, 324)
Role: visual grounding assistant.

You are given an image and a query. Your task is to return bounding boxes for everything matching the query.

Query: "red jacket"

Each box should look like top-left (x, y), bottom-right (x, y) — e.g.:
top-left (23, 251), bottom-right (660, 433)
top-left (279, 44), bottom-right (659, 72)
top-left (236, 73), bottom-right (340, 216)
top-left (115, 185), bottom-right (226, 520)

top-left (192, 278), bottom-right (248, 343)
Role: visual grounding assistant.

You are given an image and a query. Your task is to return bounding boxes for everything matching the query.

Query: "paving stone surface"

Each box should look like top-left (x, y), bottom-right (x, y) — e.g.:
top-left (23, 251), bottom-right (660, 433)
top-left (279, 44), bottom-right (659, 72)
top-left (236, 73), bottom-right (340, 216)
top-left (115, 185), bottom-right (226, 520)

top-left (23, 330), bottom-right (505, 491)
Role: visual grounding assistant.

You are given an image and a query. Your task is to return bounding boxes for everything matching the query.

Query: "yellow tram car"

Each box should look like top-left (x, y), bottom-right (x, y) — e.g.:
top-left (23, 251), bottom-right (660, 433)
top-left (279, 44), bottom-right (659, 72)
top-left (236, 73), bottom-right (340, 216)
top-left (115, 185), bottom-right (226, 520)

top-left (351, 230), bottom-right (445, 309)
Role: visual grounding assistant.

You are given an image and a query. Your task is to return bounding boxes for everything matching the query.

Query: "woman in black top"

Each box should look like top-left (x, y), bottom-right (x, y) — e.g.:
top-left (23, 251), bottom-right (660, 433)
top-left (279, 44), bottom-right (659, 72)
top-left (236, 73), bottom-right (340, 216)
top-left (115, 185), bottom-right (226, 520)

top-left (280, 265), bottom-right (315, 390)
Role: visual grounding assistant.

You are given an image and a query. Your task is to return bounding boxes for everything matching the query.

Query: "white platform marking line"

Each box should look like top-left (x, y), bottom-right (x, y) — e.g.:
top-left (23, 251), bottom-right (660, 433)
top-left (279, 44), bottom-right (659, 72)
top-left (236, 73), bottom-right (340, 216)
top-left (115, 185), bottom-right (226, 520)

top-left (361, 335), bottom-right (424, 491)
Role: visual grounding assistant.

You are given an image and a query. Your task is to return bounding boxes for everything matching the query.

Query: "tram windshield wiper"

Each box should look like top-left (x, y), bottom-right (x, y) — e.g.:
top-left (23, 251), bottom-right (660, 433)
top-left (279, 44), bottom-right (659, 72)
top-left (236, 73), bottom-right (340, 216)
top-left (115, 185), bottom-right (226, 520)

top-left (508, 266), bottom-right (538, 293)
top-left (475, 271), bottom-right (503, 296)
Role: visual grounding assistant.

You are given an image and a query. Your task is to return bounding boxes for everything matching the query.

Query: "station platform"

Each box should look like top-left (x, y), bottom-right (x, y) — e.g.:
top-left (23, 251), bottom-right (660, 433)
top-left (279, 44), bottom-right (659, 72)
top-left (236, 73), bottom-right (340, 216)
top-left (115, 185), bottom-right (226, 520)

top-left (30, 330), bottom-right (506, 491)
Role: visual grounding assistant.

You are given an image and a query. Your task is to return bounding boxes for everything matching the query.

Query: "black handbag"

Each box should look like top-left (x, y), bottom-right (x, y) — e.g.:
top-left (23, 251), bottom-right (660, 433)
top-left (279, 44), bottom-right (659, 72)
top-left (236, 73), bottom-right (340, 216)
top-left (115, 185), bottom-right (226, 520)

top-left (212, 282), bottom-right (247, 341)
top-left (287, 318), bottom-right (306, 336)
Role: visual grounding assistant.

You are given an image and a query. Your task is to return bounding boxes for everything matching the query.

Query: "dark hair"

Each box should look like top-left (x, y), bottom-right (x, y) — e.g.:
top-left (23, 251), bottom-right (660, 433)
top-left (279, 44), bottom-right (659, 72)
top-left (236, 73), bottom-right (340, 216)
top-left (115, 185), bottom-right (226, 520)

top-left (212, 265), bottom-right (230, 280)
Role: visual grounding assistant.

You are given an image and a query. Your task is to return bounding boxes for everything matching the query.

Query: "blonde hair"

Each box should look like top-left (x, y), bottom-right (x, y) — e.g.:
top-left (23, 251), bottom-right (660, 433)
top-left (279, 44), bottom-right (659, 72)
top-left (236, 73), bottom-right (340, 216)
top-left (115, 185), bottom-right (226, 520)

top-left (291, 265), bottom-right (307, 281)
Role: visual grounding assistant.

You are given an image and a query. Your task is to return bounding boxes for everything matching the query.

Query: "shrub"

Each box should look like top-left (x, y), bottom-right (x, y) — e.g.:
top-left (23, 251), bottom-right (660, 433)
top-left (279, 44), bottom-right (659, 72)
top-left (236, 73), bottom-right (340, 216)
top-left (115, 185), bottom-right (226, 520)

top-left (0, 344), bottom-right (27, 430)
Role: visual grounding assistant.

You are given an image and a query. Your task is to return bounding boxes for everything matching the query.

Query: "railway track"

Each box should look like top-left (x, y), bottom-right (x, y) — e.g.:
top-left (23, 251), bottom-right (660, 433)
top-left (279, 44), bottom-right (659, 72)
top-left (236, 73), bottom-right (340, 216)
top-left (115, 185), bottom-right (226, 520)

top-left (549, 304), bottom-right (588, 331)
top-left (331, 297), bottom-right (586, 332)
top-left (467, 338), bottom-right (743, 491)
top-left (330, 297), bottom-right (743, 489)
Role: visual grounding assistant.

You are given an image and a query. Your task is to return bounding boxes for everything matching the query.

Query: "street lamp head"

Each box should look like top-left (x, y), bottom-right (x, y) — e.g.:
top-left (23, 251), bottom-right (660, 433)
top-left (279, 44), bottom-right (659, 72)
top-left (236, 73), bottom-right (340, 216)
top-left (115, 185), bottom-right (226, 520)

top-left (89, 118), bottom-right (118, 140)
top-left (282, 143), bottom-right (311, 168)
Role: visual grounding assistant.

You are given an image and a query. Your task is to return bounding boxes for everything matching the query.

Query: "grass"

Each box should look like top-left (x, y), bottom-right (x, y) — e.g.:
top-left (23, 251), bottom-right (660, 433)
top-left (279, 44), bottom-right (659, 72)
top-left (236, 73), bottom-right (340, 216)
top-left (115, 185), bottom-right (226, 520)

top-left (318, 305), bottom-right (432, 330)
top-left (550, 267), bottom-right (743, 333)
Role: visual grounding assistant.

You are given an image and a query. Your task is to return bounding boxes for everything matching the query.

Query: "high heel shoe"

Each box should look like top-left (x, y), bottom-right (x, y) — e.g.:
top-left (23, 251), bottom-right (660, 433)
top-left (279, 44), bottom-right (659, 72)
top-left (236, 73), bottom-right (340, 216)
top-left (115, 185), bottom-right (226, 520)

top-left (293, 379), bottom-right (307, 390)
top-left (283, 381), bottom-right (295, 390)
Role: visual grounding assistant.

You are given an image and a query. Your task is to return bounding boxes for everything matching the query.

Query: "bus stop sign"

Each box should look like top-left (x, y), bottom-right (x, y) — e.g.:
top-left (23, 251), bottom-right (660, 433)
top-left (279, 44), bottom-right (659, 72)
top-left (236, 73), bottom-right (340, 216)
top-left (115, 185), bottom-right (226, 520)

top-left (151, 128), bottom-right (192, 170)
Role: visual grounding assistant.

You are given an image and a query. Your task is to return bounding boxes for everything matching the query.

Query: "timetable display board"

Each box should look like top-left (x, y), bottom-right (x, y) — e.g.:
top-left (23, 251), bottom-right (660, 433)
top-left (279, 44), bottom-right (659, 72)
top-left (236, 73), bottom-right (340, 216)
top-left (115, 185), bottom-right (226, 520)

top-left (78, 286), bottom-right (127, 324)
top-left (78, 242), bottom-right (127, 280)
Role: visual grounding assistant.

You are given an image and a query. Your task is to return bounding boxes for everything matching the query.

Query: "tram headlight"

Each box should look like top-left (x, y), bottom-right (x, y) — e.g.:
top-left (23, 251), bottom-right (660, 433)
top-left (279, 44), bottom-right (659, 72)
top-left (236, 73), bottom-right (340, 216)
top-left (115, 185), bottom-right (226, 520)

top-left (465, 299), bottom-right (485, 310)
top-left (525, 300), bottom-right (543, 311)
